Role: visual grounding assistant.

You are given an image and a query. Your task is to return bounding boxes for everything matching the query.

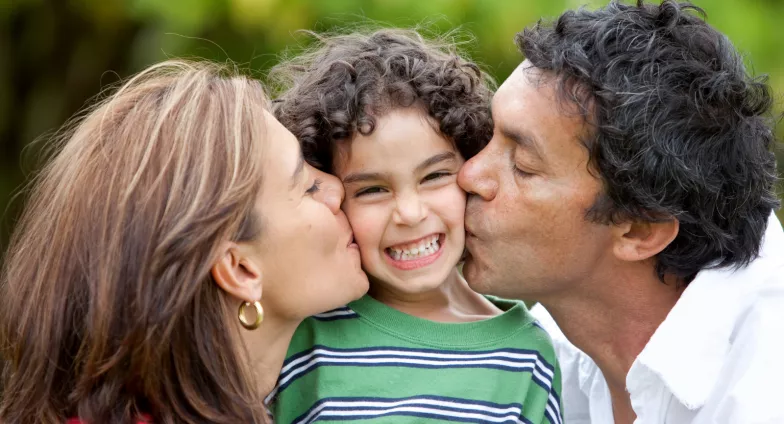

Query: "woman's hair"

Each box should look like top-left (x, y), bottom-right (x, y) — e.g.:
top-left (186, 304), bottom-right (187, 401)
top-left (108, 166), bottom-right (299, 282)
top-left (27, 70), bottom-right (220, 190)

top-left (1, 60), bottom-right (270, 423)
top-left (269, 28), bottom-right (495, 172)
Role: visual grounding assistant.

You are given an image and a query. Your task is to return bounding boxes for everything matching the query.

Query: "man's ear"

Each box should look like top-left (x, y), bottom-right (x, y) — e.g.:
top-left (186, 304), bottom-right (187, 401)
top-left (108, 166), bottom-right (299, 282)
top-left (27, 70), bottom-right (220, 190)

top-left (612, 218), bottom-right (679, 263)
top-left (211, 242), bottom-right (263, 302)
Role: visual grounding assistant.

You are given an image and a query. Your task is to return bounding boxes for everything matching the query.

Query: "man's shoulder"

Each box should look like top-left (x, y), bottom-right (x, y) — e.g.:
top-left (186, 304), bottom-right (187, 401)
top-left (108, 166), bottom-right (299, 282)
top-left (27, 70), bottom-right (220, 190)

top-left (728, 266), bottom-right (784, 348)
top-left (734, 260), bottom-right (784, 315)
top-left (665, 272), bottom-right (784, 422)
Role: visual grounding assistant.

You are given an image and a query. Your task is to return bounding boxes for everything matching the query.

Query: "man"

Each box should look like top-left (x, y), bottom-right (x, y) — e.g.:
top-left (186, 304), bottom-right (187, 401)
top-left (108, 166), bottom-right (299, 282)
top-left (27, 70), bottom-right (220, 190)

top-left (457, 1), bottom-right (783, 423)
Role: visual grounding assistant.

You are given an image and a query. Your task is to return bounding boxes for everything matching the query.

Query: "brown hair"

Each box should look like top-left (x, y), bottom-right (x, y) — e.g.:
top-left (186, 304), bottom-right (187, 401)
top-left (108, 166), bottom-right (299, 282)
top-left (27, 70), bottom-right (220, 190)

top-left (1, 60), bottom-right (270, 423)
top-left (269, 28), bottom-right (495, 172)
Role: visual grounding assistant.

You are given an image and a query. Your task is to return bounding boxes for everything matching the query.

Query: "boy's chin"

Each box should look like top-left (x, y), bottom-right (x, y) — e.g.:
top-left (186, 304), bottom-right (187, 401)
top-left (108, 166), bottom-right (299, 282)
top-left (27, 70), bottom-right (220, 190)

top-left (370, 272), bottom-right (453, 296)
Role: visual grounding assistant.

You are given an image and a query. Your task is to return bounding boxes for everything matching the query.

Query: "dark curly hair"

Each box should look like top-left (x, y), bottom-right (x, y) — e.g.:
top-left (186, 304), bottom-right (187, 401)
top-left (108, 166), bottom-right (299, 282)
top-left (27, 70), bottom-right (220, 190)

top-left (517, 0), bottom-right (780, 284)
top-left (269, 28), bottom-right (494, 173)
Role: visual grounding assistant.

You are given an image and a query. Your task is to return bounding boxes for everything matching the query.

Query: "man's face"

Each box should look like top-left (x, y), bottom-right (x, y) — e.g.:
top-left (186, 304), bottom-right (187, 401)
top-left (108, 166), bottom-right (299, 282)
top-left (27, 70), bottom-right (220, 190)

top-left (457, 61), bottom-right (614, 301)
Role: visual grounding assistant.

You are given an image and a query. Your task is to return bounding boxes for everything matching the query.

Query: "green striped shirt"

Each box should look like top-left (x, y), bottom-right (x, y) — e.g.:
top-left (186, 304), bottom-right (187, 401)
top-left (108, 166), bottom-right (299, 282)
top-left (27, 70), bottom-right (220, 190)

top-left (269, 295), bottom-right (562, 424)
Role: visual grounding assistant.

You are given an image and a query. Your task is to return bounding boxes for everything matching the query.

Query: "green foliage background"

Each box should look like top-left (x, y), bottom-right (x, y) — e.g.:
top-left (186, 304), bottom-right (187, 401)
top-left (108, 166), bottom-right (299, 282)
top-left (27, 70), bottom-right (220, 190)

top-left (1, 0), bottom-right (782, 251)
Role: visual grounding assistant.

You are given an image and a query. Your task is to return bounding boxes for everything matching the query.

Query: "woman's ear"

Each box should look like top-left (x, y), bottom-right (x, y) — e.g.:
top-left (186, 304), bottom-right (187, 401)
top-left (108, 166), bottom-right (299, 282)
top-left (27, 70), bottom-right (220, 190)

top-left (211, 242), bottom-right (263, 302)
top-left (612, 218), bottom-right (679, 263)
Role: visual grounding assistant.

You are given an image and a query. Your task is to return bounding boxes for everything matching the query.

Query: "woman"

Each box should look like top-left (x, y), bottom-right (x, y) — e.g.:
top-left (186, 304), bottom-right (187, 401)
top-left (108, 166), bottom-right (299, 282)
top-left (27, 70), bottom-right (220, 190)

top-left (0, 60), bottom-right (368, 423)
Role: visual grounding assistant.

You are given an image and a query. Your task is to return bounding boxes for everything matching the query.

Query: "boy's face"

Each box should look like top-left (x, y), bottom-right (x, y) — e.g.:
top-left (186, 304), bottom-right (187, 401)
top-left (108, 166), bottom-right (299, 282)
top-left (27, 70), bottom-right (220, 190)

top-left (334, 107), bottom-right (466, 297)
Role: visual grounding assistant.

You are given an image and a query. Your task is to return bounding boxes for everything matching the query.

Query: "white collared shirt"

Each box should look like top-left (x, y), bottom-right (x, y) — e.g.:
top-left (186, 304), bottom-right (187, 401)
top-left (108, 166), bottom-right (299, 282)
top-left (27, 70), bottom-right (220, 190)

top-left (532, 213), bottom-right (784, 424)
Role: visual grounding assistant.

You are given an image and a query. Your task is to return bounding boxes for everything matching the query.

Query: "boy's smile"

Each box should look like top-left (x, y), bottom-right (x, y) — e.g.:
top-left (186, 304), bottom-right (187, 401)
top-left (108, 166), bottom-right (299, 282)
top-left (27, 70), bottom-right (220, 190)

top-left (384, 233), bottom-right (445, 270)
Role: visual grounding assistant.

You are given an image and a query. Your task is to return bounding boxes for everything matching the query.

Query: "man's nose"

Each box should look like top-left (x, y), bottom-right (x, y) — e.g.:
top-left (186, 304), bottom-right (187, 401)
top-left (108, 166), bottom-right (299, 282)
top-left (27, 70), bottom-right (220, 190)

top-left (458, 144), bottom-right (498, 201)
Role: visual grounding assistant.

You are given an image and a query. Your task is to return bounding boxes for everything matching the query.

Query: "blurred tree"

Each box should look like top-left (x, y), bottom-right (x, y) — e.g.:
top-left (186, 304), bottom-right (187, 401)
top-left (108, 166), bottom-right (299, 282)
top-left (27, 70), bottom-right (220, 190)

top-left (1, 0), bottom-right (783, 254)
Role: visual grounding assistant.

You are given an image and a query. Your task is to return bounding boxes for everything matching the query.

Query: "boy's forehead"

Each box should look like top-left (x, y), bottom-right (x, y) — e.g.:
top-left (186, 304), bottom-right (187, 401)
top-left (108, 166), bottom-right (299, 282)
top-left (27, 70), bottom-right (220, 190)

top-left (333, 112), bottom-right (460, 179)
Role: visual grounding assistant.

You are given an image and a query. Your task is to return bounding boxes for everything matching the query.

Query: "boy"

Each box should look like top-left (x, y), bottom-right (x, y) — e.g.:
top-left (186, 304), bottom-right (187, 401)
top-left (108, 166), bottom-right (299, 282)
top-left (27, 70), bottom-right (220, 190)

top-left (268, 29), bottom-right (562, 424)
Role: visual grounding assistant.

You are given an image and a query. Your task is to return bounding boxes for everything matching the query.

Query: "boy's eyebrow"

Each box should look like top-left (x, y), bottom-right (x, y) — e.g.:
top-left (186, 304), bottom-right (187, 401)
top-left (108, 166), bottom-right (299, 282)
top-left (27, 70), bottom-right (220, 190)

top-left (415, 151), bottom-right (457, 173)
top-left (342, 171), bottom-right (385, 185)
top-left (341, 152), bottom-right (458, 185)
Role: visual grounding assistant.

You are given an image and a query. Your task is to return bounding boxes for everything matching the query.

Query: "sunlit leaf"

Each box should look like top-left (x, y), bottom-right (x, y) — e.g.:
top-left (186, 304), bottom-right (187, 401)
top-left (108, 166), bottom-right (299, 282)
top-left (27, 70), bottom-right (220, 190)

top-left (128, 0), bottom-right (224, 33)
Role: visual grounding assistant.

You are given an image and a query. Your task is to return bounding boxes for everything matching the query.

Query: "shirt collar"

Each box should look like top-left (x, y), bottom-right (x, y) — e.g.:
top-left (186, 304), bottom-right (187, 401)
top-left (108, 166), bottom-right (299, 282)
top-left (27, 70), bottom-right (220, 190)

top-left (630, 212), bottom-right (784, 409)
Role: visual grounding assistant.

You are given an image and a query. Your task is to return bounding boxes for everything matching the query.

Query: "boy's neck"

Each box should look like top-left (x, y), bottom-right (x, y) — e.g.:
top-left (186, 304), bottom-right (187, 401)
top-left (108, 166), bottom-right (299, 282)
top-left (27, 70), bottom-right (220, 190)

top-left (369, 268), bottom-right (502, 322)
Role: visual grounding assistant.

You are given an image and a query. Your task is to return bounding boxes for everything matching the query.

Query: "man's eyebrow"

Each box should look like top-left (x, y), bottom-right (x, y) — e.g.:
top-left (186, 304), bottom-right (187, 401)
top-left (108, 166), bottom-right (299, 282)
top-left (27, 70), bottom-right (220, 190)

top-left (500, 126), bottom-right (544, 160)
top-left (289, 153), bottom-right (305, 190)
top-left (415, 151), bottom-right (457, 174)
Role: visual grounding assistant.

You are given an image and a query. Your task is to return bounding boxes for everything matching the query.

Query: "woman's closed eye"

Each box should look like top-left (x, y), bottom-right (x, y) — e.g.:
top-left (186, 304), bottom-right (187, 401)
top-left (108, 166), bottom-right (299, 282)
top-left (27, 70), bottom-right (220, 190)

top-left (305, 179), bottom-right (322, 195)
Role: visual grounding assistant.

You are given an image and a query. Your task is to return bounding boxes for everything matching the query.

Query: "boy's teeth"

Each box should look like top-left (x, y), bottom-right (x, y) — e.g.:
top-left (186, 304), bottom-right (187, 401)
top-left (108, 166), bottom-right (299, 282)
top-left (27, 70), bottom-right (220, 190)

top-left (387, 235), bottom-right (441, 261)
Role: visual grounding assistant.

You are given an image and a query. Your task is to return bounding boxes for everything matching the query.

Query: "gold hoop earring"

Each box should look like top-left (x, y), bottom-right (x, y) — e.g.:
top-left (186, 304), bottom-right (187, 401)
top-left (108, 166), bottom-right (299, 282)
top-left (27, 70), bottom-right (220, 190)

top-left (238, 301), bottom-right (264, 330)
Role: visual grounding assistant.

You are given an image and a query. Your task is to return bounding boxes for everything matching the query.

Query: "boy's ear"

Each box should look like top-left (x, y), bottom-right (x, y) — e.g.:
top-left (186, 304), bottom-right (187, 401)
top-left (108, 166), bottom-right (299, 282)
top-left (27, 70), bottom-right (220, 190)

top-left (612, 219), bottom-right (679, 263)
top-left (211, 242), bottom-right (263, 302)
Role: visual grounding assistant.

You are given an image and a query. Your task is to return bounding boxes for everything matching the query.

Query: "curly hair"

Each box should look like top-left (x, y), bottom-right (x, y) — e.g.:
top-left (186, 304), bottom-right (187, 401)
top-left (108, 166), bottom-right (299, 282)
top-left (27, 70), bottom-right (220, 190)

top-left (269, 28), bottom-right (494, 172)
top-left (517, 0), bottom-right (780, 284)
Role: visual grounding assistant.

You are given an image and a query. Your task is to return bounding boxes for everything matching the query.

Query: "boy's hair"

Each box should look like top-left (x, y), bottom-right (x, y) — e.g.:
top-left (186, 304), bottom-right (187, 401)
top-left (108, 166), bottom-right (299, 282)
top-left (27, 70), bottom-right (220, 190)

top-left (270, 28), bottom-right (494, 172)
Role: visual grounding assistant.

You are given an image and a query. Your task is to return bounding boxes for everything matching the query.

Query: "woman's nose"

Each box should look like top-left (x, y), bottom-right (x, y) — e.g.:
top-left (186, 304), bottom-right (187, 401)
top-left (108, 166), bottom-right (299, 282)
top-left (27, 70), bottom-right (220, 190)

top-left (313, 167), bottom-right (344, 214)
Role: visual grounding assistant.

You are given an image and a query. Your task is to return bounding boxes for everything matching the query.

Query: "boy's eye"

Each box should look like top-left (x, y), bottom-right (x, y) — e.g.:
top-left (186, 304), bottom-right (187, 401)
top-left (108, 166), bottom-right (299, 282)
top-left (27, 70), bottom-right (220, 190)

top-left (355, 186), bottom-right (386, 197)
top-left (422, 171), bottom-right (451, 182)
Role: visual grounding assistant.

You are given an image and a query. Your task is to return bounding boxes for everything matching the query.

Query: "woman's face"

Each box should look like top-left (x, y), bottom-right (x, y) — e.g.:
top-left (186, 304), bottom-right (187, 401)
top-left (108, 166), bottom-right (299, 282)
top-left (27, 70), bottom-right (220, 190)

top-left (252, 111), bottom-right (368, 321)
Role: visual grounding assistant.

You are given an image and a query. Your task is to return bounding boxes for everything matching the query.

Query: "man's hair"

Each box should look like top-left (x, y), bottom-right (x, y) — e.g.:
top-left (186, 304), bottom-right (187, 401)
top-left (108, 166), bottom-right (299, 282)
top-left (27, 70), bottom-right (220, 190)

top-left (269, 28), bottom-right (494, 172)
top-left (517, 0), bottom-right (779, 284)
